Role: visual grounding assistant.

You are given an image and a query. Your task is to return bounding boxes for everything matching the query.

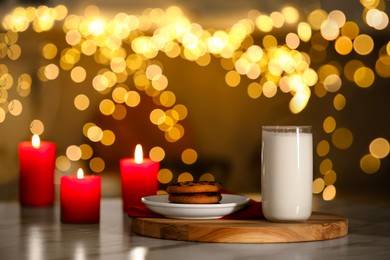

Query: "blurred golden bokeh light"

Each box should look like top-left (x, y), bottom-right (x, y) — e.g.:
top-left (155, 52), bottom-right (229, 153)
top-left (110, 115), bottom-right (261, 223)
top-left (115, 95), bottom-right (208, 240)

top-left (353, 34), bottom-right (374, 55)
top-left (66, 145), bottom-right (82, 161)
top-left (8, 99), bottom-right (22, 116)
top-left (89, 157), bottom-right (105, 173)
top-left (149, 146), bottom-right (165, 162)
top-left (74, 94), bottom-right (90, 111)
top-left (369, 138), bottom-right (390, 159)
top-left (30, 119), bottom-right (44, 135)
top-left (333, 94), bottom-right (346, 111)
top-left (323, 170), bottom-right (337, 186)
top-left (181, 148), bottom-right (198, 165)
top-left (316, 140), bottom-right (330, 157)
top-left (101, 130), bottom-right (115, 146)
top-left (323, 185), bottom-right (336, 201)
top-left (199, 173), bottom-right (215, 182)
top-left (71, 66), bottom-right (87, 83)
top-left (320, 158), bottom-right (333, 175)
top-left (323, 116), bottom-right (336, 133)
top-left (360, 154), bottom-right (381, 174)
top-left (365, 8), bottom-right (389, 30)
top-left (55, 155), bottom-right (71, 172)
top-left (1, 2), bottom-right (389, 199)
top-left (375, 55), bottom-right (390, 78)
top-left (157, 168), bottom-right (173, 184)
top-left (354, 67), bottom-right (375, 88)
top-left (178, 172), bottom-right (193, 182)
top-left (80, 144), bottom-right (93, 160)
top-left (332, 128), bottom-right (353, 150)
top-left (313, 178), bottom-right (325, 194)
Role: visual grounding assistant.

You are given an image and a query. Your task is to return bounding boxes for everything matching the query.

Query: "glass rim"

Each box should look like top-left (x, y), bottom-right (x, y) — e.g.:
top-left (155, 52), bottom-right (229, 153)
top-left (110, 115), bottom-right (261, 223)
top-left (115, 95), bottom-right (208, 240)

top-left (262, 125), bottom-right (312, 132)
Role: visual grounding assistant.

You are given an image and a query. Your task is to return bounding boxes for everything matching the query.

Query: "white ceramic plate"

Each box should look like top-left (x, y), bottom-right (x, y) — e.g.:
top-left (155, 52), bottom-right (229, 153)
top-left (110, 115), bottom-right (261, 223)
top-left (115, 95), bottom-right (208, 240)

top-left (141, 194), bottom-right (250, 220)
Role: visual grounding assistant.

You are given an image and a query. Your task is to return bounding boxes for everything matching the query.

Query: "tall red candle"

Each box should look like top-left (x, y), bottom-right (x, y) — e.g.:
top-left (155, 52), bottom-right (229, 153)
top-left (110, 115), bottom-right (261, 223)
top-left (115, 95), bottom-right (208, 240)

top-left (18, 134), bottom-right (56, 207)
top-left (60, 169), bottom-right (101, 224)
top-left (120, 144), bottom-right (159, 211)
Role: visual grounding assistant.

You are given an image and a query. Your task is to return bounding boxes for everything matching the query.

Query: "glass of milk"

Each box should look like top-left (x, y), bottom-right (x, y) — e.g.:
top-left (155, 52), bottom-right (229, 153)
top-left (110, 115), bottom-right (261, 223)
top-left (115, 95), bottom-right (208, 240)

top-left (261, 126), bottom-right (313, 222)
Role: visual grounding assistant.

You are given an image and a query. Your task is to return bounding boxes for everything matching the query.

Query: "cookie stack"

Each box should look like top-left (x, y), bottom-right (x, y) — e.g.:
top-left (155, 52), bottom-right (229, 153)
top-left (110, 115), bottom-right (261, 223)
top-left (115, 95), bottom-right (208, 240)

top-left (167, 181), bottom-right (222, 204)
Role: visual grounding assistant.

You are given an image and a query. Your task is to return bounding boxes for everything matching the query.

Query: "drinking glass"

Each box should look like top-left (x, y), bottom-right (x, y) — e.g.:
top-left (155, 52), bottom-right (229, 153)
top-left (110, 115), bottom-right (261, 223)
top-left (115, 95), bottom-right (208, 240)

top-left (261, 126), bottom-right (313, 222)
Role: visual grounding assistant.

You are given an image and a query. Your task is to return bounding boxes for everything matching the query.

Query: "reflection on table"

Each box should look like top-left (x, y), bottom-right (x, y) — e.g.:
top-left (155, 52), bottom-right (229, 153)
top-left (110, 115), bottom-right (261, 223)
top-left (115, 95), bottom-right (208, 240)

top-left (0, 194), bottom-right (389, 259)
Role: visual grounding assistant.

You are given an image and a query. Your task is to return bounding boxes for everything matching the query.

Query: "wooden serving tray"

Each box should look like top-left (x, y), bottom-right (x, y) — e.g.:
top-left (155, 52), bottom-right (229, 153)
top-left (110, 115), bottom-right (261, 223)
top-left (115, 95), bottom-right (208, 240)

top-left (131, 212), bottom-right (348, 243)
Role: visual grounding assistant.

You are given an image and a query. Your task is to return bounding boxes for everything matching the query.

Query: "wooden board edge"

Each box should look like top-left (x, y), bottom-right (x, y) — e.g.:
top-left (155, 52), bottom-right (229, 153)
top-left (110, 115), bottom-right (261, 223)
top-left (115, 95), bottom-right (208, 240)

top-left (130, 213), bottom-right (348, 244)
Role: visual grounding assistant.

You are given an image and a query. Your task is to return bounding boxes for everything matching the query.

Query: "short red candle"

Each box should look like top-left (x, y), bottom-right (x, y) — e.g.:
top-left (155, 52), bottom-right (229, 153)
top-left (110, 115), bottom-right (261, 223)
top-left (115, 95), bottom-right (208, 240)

top-left (120, 144), bottom-right (159, 211)
top-left (60, 169), bottom-right (101, 224)
top-left (18, 135), bottom-right (56, 207)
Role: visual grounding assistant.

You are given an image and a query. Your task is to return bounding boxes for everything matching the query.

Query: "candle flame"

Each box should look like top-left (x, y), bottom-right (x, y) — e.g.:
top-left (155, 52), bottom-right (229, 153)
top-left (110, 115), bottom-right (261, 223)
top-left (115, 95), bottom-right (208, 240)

top-left (32, 134), bottom-right (40, 149)
top-left (134, 144), bottom-right (143, 164)
top-left (77, 168), bottom-right (84, 179)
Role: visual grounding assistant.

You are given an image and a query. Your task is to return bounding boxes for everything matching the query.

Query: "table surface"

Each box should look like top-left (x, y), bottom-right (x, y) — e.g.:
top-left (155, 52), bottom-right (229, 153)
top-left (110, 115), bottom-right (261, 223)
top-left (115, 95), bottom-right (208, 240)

top-left (0, 194), bottom-right (389, 260)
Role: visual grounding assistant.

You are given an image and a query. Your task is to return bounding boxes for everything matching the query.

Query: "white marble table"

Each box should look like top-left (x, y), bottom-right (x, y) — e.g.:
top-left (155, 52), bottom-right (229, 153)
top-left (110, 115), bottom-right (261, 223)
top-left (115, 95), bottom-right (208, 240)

top-left (0, 194), bottom-right (389, 260)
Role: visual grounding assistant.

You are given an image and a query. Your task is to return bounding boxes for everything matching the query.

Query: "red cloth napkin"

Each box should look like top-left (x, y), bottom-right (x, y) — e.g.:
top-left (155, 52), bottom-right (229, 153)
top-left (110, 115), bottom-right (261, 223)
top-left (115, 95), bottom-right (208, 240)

top-left (127, 192), bottom-right (263, 220)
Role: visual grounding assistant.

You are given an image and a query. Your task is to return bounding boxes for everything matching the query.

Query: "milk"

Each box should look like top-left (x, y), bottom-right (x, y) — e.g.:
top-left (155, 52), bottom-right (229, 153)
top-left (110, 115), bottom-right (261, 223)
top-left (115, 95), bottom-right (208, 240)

top-left (261, 126), bottom-right (313, 222)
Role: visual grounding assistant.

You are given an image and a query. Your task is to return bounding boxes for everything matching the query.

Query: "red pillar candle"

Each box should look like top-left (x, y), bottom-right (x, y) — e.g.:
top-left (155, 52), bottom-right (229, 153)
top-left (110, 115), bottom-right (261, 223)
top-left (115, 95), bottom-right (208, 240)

top-left (18, 134), bottom-right (56, 207)
top-left (60, 169), bottom-right (101, 224)
top-left (120, 144), bottom-right (159, 211)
